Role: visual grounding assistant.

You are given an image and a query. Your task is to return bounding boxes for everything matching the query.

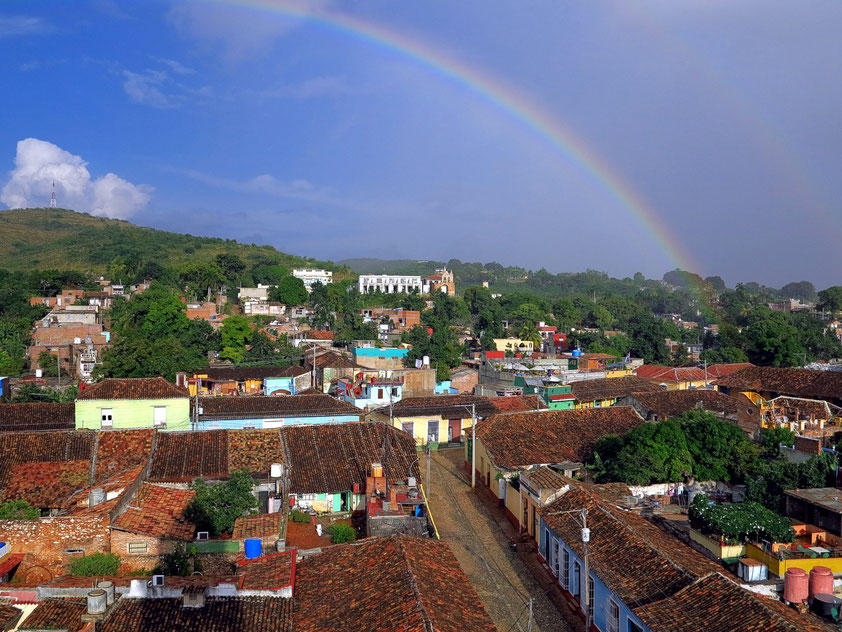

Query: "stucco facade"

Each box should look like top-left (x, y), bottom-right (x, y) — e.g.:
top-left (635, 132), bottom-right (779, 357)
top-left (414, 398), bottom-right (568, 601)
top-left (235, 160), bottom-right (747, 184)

top-left (75, 398), bottom-right (190, 431)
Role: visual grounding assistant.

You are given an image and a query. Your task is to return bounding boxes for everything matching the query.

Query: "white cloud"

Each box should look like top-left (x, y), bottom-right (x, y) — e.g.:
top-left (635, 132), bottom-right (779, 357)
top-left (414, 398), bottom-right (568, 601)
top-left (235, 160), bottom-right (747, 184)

top-left (1, 138), bottom-right (152, 219)
top-left (0, 16), bottom-right (51, 38)
top-left (153, 57), bottom-right (195, 75)
top-left (122, 69), bottom-right (176, 108)
top-left (166, 0), bottom-right (331, 62)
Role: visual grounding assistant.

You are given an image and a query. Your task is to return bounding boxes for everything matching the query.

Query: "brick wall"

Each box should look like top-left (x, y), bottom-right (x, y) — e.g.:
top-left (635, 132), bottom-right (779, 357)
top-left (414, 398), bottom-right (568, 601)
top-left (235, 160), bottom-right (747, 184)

top-left (795, 435), bottom-right (822, 455)
top-left (0, 516), bottom-right (110, 581)
top-left (450, 370), bottom-right (478, 394)
top-left (110, 531), bottom-right (177, 573)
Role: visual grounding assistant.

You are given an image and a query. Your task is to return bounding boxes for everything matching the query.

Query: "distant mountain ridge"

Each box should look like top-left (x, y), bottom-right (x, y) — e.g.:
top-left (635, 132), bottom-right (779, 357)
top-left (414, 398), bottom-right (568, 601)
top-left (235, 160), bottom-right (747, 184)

top-left (0, 208), bottom-right (330, 274)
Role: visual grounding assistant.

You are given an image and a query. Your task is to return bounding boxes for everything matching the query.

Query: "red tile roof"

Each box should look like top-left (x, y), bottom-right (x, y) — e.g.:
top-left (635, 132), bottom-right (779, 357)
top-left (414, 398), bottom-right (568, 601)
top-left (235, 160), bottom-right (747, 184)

top-left (237, 549), bottom-right (295, 591)
top-left (477, 408), bottom-right (643, 469)
top-left (99, 597), bottom-right (293, 632)
top-left (635, 365), bottom-right (708, 382)
top-left (19, 598), bottom-right (88, 632)
top-left (61, 466), bottom-right (144, 516)
top-left (293, 536), bottom-right (495, 632)
top-left (296, 329), bottom-right (334, 340)
top-left (0, 402), bottom-right (75, 432)
top-left (622, 389), bottom-right (739, 419)
top-left (570, 376), bottom-right (661, 403)
top-left (198, 394), bottom-right (362, 420)
top-left (383, 394), bottom-right (497, 418)
top-left (281, 422), bottom-right (419, 494)
top-left (148, 431), bottom-right (229, 482)
top-left (78, 377), bottom-right (188, 400)
top-left (195, 365), bottom-right (309, 381)
top-left (485, 395), bottom-right (547, 412)
top-left (112, 482), bottom-right (196, 540)
top-left (540, 483), bottom-right (720, 607)
top-left (0, 603), bottom-right (21, 628)
top-left (227, 429), bottom-right (285, 476)
top-left (94, 429), bottom-right (155, 483)
top-left (0, 460), bottom-right (91, 508)
top-left (704, 363), bottom-right (754, 378)
top-left (232, 512), bottom-right (282, 542)
top-left (715, 366), bottom-right (842, 400)
top-left (633, 572), bottom-right (832, 632)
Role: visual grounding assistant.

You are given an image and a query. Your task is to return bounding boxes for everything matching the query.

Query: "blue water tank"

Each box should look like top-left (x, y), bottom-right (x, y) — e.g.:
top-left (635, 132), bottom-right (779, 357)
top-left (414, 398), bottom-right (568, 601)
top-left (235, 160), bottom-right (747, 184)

top-left (244, 538), bottom-right (262, 559)
top-left (572, 348), bottom-right (582, 358)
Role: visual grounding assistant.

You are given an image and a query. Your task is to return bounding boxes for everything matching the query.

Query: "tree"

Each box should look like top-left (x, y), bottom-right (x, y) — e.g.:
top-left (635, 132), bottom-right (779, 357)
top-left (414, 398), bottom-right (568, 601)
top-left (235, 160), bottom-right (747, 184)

top-left (589, 305), bottom-right (613, 331)
top-left (251, 264), bottom-right (289, 286)
top-left (818, 286), bottom-right (842, 316)
top-left (680, 410), bottom-right (757, 482)
top-left (624, 314), bottom-right (670, 364)
top-left (689, 495), bottom-right (794, 545)
top-left (335, 312), bottom-right (378, 345)
top-left (37, 350), bottom-right (60, 377)
top-left (0, 500), bottom-right (39, 520)
top-left (186, 469), bottom-right (258, 536)
top-left (779, 281), bottom-right (817, 303)
top-left (328, 522), bottom-right (356, 543)
top-left (760, 427), bottom-right (795, 458)
top-left (219, 316), bottom-right (252, 363)
top-left (270, 276), bottom-right (308, 306)
top-left (518, 322), bottom-right (542, 349)
top-left (215, 253), bottom-right (246, 285)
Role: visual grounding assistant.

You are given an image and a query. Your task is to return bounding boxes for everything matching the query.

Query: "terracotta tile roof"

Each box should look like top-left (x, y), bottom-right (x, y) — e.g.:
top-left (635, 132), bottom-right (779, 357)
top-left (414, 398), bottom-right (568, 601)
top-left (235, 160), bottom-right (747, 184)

top-left (228, 429), bottom-right (285, 476)
top-left (486, 395), bottom-right (547, 412)
top-left (195, 365), bottom-right (309, 381)
top-left (198, 394), bottom-right (362, 420)
top-left (521, 466), bottom-right (567, 491)
top-left (232, 512), bottom-right (282, 542)
top-left (148, 431), bottom-right (229, 482)
top-left (94, 429), bottom-right (155, 483)
top-left (295, 329), bottom-right (334, 340)
top-left (293, 536), bottom-right (495, 632)
top-left (540, 484), bottom-right (721, 607)
top-left (715, 366), bottom-right (842, 400)
top-left (281, 422), bottom-right (419, 494)
top-left (0, 402), bottom-right (75, 432)
top-left (633, 572), bottom-right (833, 632)
top-left (635, 365), bottom-right (708, 382)
top-left (112, 482), bottom-right (196, 540)
top-left (0, 460), bottom-right (91, 508)
top-left (477, 408), bottom-right (643, 469)
top-left (77, 377), bottom-right (188, 400)
top-left (237, 549), bottom-right (295, 591)
top-left (384, 394), bottom-right (496, 418)
top-left (623, 389), bottom-right (739, 419)
top-left (19, 598), bottom-right (88, 632)
top-left (61, 466), bottom-right (144, 516)
top-left (770, 396), bottom-right (835, 420)
top-left (0, 430), bottom-right (95, 484)
top-left (306, 351), bottom-right (357, 369)
top-left (0, 604), bottom-right (21, 628)
top-left (704, 362), bottom-right (754, 378)
top-left (570, 376), bottom-right (661, 402)
top-left (99, 597), bottom-right (293, 632)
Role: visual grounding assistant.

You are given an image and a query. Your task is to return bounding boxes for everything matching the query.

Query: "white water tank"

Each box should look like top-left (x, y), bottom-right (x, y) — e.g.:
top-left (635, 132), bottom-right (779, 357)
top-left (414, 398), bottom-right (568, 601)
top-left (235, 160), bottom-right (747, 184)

top-left (87, 589), bottom-right (107, 615)
top-left (270, 463), bottom-right (284, 478)
top-left (127, 579), bottom-right (148, 598)
top-left (97, 581), bottom-right (115, 606)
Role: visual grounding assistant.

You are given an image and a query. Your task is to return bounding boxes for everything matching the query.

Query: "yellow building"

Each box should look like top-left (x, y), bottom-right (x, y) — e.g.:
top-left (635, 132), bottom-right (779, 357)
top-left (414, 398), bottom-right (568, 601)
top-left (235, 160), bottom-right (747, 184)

top-left (493, 338), bottom-right (534, 355)
top-left (569, 376), bottom-right (661, 409)
top-left (367, 395), bottom-right (496, 448)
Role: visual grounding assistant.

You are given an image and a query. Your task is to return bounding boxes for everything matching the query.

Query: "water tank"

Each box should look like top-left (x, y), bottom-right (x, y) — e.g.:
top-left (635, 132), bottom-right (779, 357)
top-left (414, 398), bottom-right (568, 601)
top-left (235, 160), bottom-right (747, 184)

top-left (784, 568), bottom-right (809, 604)
top-left (810, 566), bottom-right (834, 598)
top-left (813, 593), bottom-right (842, 618)
top-left (572, 348), bottom-right (582, 358)
top-left (371, 463), bottom-right (383, 478)
top-left (270, 463), bottom-right (284, 478)
top-left (97, 580), bottom-right (115, 606)
top-left (87, 589), bottom-right (107, 615)
top-left (88, 488), bottom-right (106, 508)
top-left (244, 538), bottom-right (262, 560)
top-left (407, 476), bottom-right (417, 488)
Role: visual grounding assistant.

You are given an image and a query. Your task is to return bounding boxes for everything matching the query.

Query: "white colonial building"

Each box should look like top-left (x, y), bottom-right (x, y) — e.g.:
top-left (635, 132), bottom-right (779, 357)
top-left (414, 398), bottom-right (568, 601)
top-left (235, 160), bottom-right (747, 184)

top-left (293, 269), bottom-right (333, 292)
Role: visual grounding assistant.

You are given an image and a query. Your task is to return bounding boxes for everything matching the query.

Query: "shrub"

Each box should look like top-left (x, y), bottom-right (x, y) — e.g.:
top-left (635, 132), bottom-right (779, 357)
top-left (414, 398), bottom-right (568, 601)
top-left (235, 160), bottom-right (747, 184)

top-left (70, 553), bottom-right (121, 576)
top-left (328, 523), bottom-right (356, 544)
top-left (290, 509), bottom-right (311, 523)
top-left (689, 494), bottom-right (794, 545)
top-left (186, 468), bottom-right (258, 536)
top-left (0, 500), bottom-right (39, 520)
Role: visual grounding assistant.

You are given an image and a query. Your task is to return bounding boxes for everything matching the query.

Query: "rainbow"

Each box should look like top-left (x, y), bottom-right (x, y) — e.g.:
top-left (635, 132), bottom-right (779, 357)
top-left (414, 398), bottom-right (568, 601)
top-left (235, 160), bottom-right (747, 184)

top-left (215, 0), bottom-right (703, 278)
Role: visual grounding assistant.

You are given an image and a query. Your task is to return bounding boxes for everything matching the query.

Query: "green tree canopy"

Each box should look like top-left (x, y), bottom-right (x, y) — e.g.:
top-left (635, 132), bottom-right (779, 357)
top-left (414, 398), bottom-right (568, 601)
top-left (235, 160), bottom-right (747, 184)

top-left (269, 276), bottom-right (308, 306)
top-left (187, 469), bottom-right (258, 536)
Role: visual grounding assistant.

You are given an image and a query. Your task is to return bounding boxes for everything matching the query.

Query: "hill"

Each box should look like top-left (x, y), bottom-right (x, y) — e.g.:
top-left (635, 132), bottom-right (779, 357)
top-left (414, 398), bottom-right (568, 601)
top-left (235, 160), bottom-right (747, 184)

top-left (339, 258), bottom-right (445, 276)
top-left (0, 208), bottom-right (337, 275)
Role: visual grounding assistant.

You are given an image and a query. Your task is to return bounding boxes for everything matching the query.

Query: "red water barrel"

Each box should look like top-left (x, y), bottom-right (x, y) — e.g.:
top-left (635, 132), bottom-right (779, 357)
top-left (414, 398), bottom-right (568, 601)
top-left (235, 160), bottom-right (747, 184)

top-left (784, 568), bottom-right (809, 604)
top-left (810, 566), bottom-right (834, 598)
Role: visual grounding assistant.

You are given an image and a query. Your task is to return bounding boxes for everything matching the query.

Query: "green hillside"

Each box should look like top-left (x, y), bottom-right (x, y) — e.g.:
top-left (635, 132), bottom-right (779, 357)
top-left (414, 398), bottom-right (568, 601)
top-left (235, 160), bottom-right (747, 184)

top-left (0, 208), bottom-right (338, 275)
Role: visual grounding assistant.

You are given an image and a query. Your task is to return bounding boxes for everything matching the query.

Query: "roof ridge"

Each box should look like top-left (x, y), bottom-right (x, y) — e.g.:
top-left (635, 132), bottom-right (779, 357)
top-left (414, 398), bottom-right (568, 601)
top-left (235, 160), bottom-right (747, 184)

top-left (395, 537), bottom-right (435, 632)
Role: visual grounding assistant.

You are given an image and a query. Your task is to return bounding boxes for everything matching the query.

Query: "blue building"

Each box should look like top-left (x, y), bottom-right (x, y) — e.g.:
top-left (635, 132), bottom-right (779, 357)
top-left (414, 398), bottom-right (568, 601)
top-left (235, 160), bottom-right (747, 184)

top-left (197, 394), bottom-right (362, 430)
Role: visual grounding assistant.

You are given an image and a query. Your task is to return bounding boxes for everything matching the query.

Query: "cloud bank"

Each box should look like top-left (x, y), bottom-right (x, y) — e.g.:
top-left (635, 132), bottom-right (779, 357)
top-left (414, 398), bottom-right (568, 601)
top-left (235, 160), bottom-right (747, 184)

top-left (1, 138), bottom-right (152, 219)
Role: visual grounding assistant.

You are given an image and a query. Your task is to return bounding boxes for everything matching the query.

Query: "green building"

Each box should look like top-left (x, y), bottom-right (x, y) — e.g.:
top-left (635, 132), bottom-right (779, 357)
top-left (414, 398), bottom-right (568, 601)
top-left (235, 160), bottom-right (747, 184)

top-left (536, 384), bottom-right (575, 410)
top-left (75, 377), bottom-right (191, 431)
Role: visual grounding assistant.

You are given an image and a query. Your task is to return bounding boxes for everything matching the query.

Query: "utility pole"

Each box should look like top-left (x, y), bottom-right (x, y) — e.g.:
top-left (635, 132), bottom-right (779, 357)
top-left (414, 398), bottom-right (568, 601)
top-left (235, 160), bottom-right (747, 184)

top-left (425, 444), bottom-right (431, 501)
top-left (582, 510), bottom-right (591, 632)
top-left (56, 354), bottom-right (61, 387)
top-left (526, 598), bottom-right (534, 632)
top-left (471, 403), bottom-right (477, 489)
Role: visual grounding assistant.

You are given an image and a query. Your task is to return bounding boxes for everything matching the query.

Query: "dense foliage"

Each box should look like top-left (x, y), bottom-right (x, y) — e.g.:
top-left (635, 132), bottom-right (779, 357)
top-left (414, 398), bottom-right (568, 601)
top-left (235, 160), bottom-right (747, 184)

top-left (591, 411), bottom-right (760, 486)
top-left (0, 500), bottom-right (40, 520)
top-left (328, 522), bottom-right (356, 543)
top-left (745, 452), bottom-right (838, 513)
top-left (69, 552), bottom-right (121, 576)
top-left (187, 469), bottom-right (258, 536)
top-left (689, 494), bottom-right (794, 545)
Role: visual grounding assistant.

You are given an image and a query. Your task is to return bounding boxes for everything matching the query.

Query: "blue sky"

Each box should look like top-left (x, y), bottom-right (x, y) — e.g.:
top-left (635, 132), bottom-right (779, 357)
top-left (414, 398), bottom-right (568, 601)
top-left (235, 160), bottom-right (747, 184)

top-left (1, 1), bottom-right (841, 287)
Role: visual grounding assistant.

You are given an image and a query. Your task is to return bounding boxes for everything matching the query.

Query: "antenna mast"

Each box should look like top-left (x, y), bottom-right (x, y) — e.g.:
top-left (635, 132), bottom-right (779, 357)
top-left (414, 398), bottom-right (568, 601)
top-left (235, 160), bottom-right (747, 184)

top-left (49, 181), bottom-right (57, 208)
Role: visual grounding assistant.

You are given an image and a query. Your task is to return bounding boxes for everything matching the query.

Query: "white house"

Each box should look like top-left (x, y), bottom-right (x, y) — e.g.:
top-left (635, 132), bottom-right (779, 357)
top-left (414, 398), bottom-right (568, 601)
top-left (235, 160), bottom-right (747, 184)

top-left (293, 269), bottom-right (333, 292)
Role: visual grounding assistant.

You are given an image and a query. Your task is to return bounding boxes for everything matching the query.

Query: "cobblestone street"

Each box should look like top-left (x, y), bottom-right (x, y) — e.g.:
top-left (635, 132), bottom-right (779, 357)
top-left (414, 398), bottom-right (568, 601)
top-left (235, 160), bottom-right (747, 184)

top-left (425, 448), bottom-right (574, 632)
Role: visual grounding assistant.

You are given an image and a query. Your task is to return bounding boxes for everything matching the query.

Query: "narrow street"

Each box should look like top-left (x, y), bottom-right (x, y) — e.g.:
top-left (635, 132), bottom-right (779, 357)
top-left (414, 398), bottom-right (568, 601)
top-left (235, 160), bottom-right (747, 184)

top-left (425, 448), bottom-right (573, 632)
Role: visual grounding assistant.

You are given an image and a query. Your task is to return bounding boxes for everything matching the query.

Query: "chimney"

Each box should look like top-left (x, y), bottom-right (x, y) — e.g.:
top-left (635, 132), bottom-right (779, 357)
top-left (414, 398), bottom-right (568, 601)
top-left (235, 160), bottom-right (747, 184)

top-left (88, 488), bottom-right (105, 508)
top-left (182, 586), bottom-right (207, 609)
top-left (127, 579), bottom-right (148, 599)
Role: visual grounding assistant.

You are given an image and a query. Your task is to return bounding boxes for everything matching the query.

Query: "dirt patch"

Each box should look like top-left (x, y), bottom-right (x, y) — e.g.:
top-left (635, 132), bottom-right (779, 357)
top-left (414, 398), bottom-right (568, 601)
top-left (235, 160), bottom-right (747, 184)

top-left (286, 518), bottom-right (354, 550)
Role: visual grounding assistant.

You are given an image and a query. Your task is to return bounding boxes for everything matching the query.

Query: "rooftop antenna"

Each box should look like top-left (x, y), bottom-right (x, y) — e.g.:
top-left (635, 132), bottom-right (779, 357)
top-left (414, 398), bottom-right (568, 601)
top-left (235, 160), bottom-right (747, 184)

top-left (49, 180), bottom-right (57, 208)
